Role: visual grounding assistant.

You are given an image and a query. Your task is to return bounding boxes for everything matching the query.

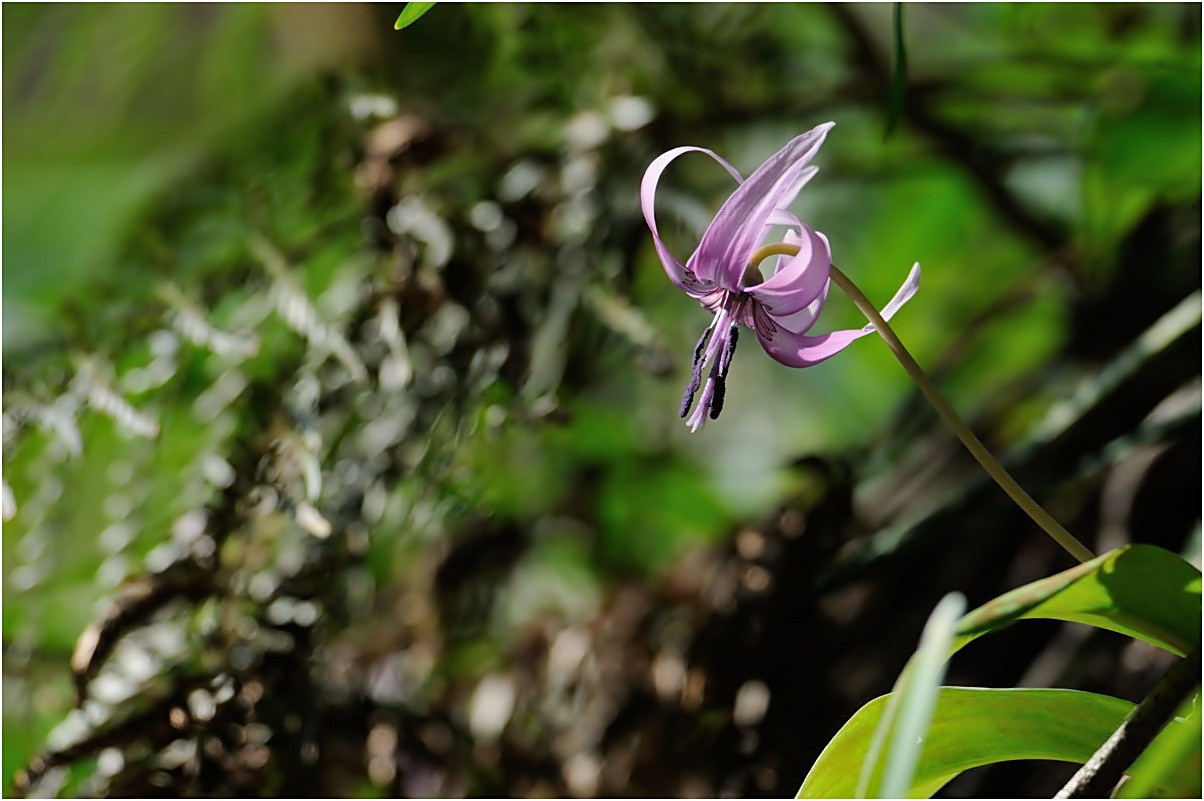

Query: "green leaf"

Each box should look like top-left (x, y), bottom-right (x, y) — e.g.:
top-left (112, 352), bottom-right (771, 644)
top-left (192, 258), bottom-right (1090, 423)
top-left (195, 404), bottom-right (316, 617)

top-left (1119, 694), bottom-right (1202, 798)
top-left (952, 545), bottom-right (1201, 658)
top-left (858, 593), bottom-right (966, 797)
top-left (394, 2), bottom-right (436, 30)
top-left (801, 546), bottom-right (1201, 797)
top-left (801, 687), bottom-right (1152, 798)
top-left (884, 3), bottom-right (907, 138)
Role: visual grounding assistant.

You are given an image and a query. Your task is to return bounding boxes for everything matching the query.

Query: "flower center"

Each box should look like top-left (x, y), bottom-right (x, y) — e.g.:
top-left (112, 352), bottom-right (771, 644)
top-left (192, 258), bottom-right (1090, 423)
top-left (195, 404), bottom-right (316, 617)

top-left (740, 263), bottom-right (765, 288)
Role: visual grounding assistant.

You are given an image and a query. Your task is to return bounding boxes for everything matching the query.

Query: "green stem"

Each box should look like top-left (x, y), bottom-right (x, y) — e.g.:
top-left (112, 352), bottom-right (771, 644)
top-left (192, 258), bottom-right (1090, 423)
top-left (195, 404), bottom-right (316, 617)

top-left (748, 244), bottom-right (1094, 562)
top-left (827, 263), bottom-right (1095, 563)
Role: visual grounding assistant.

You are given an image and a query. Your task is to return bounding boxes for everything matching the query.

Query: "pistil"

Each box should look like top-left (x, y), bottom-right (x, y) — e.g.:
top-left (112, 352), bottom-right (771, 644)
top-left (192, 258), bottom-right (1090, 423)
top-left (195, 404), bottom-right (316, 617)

top-left (746, 242), bottom-right (802, 272)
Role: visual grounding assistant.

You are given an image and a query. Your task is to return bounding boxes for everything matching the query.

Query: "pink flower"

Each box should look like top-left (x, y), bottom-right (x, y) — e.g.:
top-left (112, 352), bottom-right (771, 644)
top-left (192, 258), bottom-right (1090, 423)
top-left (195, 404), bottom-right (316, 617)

top-left (641, 122), bottom-right (920, 431)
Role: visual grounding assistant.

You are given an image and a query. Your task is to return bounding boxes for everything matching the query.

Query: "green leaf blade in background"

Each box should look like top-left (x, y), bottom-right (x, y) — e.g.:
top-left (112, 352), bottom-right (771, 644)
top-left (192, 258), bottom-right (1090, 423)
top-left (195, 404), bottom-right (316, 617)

top-left (857, 593), bottom-right (966, 797)
top-left (885, 2), bottom-right (907, 138)
top-left (952, 545), bottom-right (1202, 658)
top-left (800, 687), bottom-right (1171, 799)
top-left (394, 2), bottom-right (435, 30)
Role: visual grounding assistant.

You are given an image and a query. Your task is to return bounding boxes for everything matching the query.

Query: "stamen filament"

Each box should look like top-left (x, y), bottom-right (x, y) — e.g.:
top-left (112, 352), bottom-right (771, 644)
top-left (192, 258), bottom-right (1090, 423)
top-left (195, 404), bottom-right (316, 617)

top-left (719, 326), bottom-right (739, 376)
top-left (680, 323), bottom-right (714, 417)
top-left (709, 325), bottom-right (739, 420)
top-left (709, 373), bottom-right (726, 420)
top-left (681, 306), bottom-right (732, 422)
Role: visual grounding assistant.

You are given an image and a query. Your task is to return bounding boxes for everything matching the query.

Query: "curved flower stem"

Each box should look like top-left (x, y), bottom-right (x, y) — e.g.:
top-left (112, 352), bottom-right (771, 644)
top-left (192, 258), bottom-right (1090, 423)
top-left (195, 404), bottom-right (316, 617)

top-left (827, 263), bottom-right (1095, 563)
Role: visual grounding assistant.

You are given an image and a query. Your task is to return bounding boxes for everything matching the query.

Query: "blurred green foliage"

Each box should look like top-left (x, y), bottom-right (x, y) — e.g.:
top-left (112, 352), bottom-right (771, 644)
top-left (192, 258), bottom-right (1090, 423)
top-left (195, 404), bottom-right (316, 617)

top-left (3, 3), bottom-right (1199, 797)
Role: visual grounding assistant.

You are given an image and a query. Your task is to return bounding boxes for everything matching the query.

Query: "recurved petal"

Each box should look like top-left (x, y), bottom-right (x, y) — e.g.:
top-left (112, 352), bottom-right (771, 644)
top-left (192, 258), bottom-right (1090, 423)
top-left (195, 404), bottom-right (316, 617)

top-left (752, 262), bottom-right (921, 368)
top-left (641, 146), bottom-right (742, 295)
top-left (875, 262), bottom-right (922, 322)
top-left (759, 211), bottom-right (805, 278)
top-left (771, 228), bottom-right (803, 276)
top-left (766, 209), bottom-right (804, 231)
top-left (753, 321), bottom-right (868, 368)
top-left (693, 123), bottom-right (833, 290)
top-left (745, 224), bottom-right (831, 317)
top-left (763, 278), bottom-right (830, 335)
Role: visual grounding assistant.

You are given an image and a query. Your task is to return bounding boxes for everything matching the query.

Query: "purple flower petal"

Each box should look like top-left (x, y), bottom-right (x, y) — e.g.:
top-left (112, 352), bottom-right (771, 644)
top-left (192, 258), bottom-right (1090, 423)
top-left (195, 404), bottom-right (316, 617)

top-left (640, 146), bottom-right (743, 295)
top-left (766, 209), bottom-right (804, 231)
top-left (752, 262), bottom-right (921, 367)
top-left (876, 262), bottom-right (922, 321)
top-left (692, 123), bottom-right (833, 291)
top-left (697, 286), bottom-right (727, 314)
top-left (770, 228), bottom-right (804, 277)
top-left (745, 224), bottom-right (831, 316)
top-left (754, 322), bottom-right (868, 368)
top-left (765, 278), bottom-right (830, 334)
top-left (685, 377), bottom-right (715, 432)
